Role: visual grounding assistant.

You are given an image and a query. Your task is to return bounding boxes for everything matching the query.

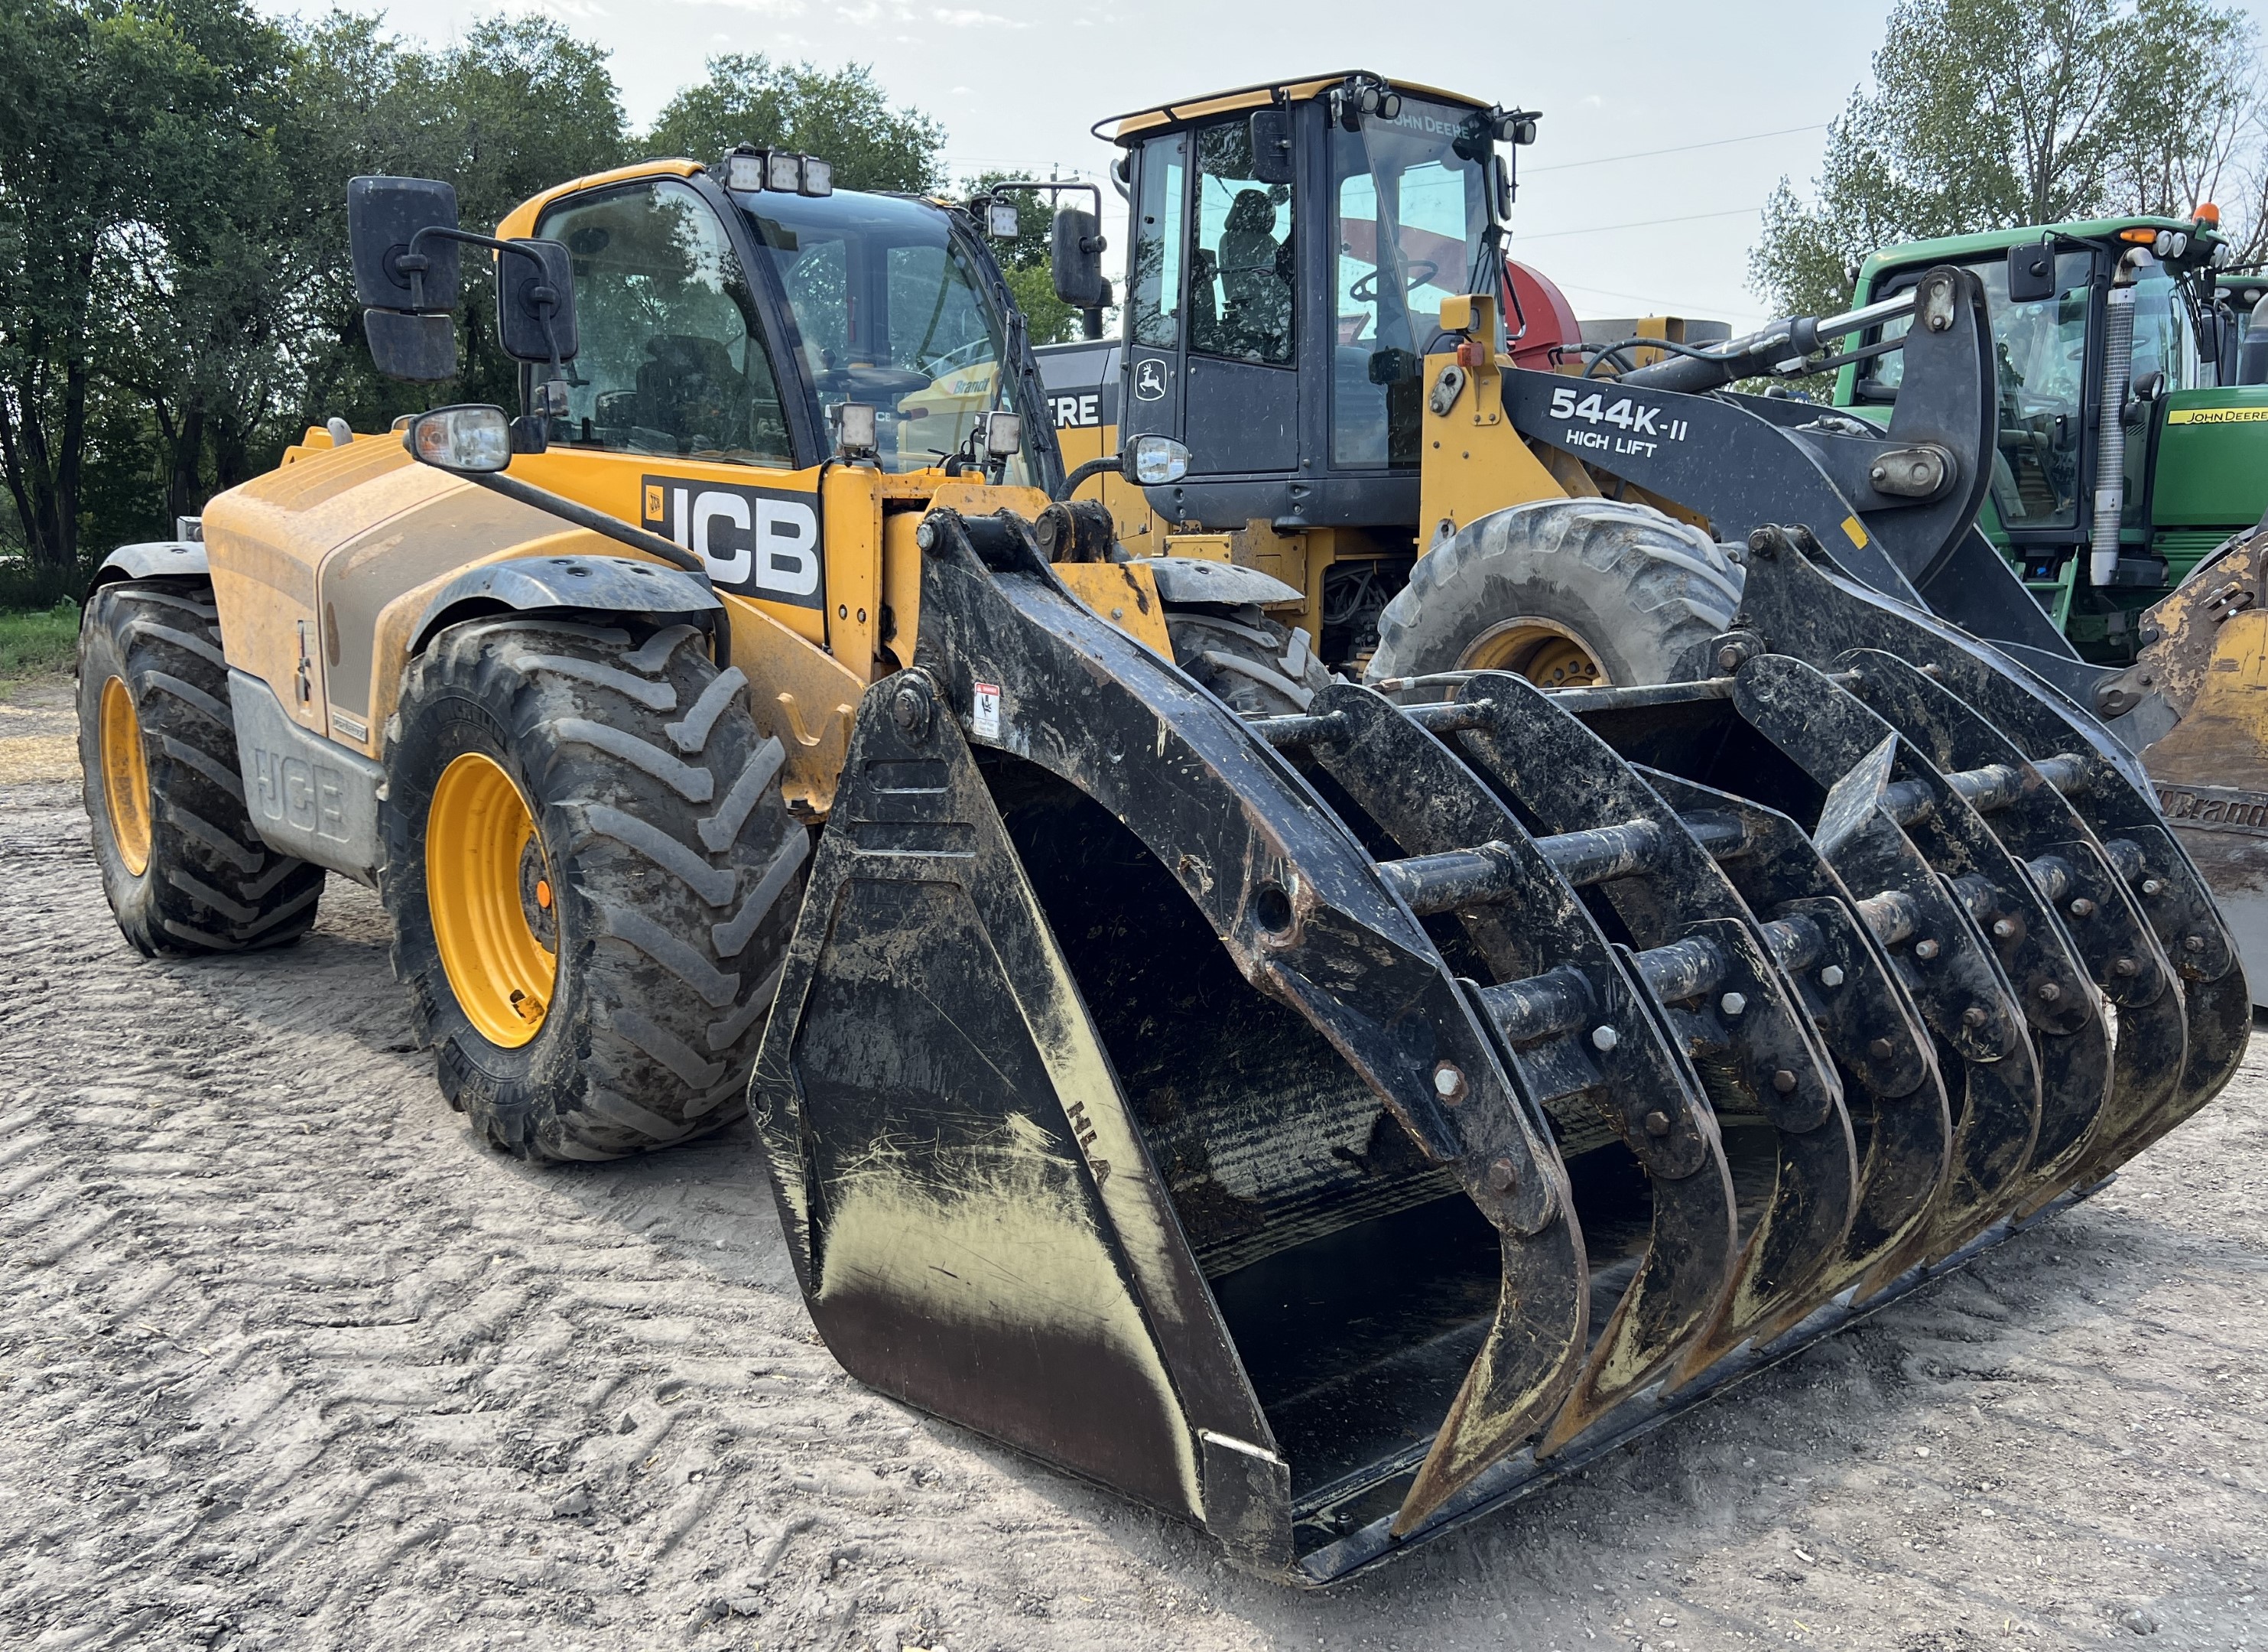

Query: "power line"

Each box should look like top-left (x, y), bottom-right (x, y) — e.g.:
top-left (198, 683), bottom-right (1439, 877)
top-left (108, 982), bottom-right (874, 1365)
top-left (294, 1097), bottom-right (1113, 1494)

top-left (1524, 122), bottom-right (1829, 175)
top-left (1516, 206), bottom-right (1763, 242)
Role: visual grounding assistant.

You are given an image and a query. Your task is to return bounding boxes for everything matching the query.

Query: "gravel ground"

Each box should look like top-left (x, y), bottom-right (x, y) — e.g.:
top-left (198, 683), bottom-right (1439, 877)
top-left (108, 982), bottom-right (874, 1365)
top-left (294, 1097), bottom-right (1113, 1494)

top-left (3, 668), bottom-right (2266, 1652)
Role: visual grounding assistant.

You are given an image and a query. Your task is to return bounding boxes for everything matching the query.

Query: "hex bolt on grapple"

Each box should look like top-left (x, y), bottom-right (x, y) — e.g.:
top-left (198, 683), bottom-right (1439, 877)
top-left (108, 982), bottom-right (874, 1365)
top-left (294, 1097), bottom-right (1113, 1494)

top-left (748, 509), bottom-right (2247, 1584)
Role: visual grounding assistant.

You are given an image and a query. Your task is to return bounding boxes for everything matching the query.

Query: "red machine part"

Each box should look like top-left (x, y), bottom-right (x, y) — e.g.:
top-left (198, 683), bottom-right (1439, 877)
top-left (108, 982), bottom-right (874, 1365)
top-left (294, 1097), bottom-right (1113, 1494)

top-left (1503, 259), bottom-right (1583, 372)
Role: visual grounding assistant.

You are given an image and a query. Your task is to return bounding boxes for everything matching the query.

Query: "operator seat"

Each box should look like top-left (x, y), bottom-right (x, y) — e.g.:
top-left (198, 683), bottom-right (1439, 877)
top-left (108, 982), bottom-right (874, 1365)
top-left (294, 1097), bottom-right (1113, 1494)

top-left (1218, 188), bottom-right (1291, 362)
top-left (638, 333), bottom-right (746, 454)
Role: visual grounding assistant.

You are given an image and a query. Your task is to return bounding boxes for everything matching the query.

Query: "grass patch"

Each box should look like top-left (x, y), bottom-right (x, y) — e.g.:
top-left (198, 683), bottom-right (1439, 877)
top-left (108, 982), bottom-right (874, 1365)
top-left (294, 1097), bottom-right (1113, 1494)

top-left (0, 601), bottom-right (80, 681)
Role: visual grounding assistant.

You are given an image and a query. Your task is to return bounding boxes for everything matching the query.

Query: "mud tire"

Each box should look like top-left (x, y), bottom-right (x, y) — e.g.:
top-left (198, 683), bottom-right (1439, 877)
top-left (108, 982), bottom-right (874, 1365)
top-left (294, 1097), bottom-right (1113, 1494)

top-left (1165, 603), bottom-right (1330, 716)
top-left (382, 618), bottom-right (809, 1163)
top-left (78, 579), bottom-right (325, 955)
top-left (1364, 498), bottom-right (1744, 688)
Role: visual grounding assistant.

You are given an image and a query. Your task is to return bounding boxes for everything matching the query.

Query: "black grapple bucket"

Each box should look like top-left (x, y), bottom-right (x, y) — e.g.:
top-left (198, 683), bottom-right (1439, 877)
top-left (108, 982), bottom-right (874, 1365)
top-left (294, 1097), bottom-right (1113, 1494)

top-left (748, 511), bottom-right (2245, 1584)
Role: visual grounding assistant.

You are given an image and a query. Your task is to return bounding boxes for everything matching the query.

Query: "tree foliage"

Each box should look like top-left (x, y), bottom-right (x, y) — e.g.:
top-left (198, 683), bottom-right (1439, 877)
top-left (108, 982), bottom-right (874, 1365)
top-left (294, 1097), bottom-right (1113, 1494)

top-left (0, 7), bottom-right (949, 577)
top-left (645, 55), bottom-right (943, 193)
top-left (1753, 0), bottom-right (2266, 315)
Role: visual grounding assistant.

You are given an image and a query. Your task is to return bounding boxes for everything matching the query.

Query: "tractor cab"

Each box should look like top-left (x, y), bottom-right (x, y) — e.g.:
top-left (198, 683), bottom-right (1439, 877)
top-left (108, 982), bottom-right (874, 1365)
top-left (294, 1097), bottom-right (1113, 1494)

top-left (1837, 213), bottom-right (2262, 663)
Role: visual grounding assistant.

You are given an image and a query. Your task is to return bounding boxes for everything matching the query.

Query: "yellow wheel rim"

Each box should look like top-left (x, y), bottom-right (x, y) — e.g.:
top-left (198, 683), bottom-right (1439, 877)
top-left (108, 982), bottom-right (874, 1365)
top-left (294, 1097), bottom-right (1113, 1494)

top-left (427, 751), bottom-right (557, 1049)
top-left (99, 676), bottom-right (153, 876)
top-left (1457, 620), bottom-right (1607, 691)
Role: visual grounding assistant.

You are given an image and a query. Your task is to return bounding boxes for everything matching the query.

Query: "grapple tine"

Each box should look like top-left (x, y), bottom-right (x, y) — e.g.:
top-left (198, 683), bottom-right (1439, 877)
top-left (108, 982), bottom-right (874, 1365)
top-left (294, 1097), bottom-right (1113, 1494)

top-left (1733, 528), bottom-right (2250, 1131)
top-left (1632, 771), bottom-right (1954, 1355)
top-left (1828, 648), bottom-right (2187, 1208)
top-left (1733, 654), bottom-right (2112, 1241)
top-left (1436, 672), bottom-right (1860, 1446)
top-left (1674, 675), bottom-right (2041, 1286)
top-left (1285, 683), bottom-right (1717, 1530)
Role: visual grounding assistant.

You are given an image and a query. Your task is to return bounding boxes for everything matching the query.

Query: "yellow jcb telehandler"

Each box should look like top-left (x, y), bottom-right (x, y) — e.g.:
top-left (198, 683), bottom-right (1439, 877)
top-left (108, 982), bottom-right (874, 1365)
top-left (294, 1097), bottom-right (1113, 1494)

top-left (76, 131), bottom-right (2244, 1581)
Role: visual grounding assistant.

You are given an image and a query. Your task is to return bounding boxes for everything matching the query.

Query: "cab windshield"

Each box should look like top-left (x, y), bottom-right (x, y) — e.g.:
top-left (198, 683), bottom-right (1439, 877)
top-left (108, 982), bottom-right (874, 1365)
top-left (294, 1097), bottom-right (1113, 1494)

top-left (736, 189), bottom-right (1032, 482)
top-left (1860, 249), bottom-right (2198, 533)
top-left (1331, 96), bottom-right (1496, 467)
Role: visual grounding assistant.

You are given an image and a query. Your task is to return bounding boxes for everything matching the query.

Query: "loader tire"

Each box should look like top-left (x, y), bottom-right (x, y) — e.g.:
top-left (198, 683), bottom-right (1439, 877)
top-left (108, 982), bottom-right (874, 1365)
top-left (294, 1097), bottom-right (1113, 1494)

top-left (78, 579), bottom-right (325, 955)
top-left (1364, 497), bottom-right (1743, 691)
top-left (382, 617), bottom-right (809, 1163)
top-left (1165, 602), bottom-right (1330, 716)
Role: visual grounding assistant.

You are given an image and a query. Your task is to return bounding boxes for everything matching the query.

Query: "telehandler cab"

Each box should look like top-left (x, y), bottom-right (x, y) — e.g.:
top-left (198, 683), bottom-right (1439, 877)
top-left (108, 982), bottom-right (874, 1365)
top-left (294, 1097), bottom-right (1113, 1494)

top-left (75, 127), bottom-right (2244, 1581)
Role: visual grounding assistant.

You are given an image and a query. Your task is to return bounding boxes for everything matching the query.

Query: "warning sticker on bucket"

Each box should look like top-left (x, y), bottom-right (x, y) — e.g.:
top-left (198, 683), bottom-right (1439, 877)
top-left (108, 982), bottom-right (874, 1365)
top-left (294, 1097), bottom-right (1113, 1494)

top-left (972, 681), bottom-right (1002, 740)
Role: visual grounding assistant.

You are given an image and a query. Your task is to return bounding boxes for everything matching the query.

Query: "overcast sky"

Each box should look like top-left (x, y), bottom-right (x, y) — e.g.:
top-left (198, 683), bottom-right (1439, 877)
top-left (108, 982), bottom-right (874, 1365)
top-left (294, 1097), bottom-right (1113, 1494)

top-left (260, 0), bottom-right (2268, 329)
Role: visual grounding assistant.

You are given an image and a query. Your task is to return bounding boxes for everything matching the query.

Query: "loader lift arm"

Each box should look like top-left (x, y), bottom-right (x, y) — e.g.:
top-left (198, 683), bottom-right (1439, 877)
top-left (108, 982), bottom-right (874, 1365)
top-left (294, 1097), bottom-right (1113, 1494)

top-left (1496, 265), bottom-right (2096, 698)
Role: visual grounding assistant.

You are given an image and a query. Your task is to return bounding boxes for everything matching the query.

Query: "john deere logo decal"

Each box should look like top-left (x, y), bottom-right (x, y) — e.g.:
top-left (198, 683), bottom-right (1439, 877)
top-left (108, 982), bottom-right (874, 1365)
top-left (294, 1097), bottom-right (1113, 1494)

top-left (2166, 406), bottom-right (2268, 426)
top-left (1132, 358), bottom-right (1169, 402)
top-left (642, 476), bottom-right (824, 610)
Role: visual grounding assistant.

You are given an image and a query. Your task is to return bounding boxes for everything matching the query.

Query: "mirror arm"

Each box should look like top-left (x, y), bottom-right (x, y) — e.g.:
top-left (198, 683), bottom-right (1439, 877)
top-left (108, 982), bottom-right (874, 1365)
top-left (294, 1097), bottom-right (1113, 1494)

top-left (460, 470), bottom-right (733, 662)
top-left (407, 225), bottom-right (570, 392)
top-left (1053, 454), bottom-right (1122, 502)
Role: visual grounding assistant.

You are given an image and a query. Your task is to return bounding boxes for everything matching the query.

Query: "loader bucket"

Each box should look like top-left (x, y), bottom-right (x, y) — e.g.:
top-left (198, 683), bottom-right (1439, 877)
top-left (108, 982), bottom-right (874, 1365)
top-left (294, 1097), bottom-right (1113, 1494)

top-left (747, 509), bottom-right (2244, 1583)
top-left (2121, 521), bottom-right (2268, 1013)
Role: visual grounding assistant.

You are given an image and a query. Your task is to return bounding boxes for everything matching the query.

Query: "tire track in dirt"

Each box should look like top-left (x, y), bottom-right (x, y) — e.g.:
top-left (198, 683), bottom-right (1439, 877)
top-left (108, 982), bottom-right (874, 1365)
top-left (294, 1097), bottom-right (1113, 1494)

top-left (5, 726), bottom-right (2268, 1652)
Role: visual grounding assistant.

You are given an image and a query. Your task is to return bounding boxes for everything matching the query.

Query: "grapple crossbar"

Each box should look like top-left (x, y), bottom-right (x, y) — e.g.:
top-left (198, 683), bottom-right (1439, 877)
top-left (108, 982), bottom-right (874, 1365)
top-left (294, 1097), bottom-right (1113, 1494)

top-left (747, 511), bottom-right (2246, 1585)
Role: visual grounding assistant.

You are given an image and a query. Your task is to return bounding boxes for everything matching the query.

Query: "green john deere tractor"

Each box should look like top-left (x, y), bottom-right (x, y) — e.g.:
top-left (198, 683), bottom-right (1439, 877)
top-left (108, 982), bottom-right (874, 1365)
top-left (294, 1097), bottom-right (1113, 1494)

top-left (1833, 211), bottom-right (2266, 666)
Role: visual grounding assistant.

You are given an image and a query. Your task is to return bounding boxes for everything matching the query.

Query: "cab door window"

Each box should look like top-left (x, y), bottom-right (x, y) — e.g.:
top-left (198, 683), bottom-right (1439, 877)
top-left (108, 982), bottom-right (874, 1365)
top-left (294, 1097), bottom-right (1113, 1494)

top-left (1188, 121), bottom-right (1293, 366)
top-left (1129, 133), bottom-right (1188, 350)
top-left (538, 179), bottom-right (794, 467)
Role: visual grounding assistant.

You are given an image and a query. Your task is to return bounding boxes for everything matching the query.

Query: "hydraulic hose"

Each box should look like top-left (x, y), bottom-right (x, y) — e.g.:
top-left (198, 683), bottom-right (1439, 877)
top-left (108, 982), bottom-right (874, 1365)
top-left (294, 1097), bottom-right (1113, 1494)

top-left (2089, 252), bottom-right (2143, 587)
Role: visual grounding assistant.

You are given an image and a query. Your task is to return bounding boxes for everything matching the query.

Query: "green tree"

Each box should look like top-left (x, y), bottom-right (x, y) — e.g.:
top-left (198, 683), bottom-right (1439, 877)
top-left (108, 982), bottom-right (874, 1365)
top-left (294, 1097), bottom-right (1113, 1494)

top-left (645, 54), bottom-right (943, 192)
top-left (1752, 0), bottom-right (2266, 315)
top-left (0, 0), bottom-right (226, 571)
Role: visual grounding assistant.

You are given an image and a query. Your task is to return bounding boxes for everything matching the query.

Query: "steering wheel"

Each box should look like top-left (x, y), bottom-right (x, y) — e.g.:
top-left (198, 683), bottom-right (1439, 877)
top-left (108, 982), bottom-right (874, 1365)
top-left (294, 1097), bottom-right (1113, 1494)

top-left (1348, 261), bottom-right (1440, 305)
top-left (819, 364), bottom-right (937, 402)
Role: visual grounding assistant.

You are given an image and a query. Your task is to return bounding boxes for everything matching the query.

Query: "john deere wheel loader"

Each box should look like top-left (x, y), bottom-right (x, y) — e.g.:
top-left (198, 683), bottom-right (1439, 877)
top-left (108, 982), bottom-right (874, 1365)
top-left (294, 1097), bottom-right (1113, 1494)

top-left (77, 138), bottom-right (2245, 1582)
top-left (1027, 71), bottom-right (2093, 704)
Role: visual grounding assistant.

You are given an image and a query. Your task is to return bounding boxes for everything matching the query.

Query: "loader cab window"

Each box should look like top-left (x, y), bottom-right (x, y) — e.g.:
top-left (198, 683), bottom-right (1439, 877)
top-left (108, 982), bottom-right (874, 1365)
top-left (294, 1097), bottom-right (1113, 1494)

top-left (540, 179), bottom-right (794, 467)
top-left (1861, 249), bottom-right (2091, 532)
top-left (736, 190), bottom-right (1035, 483)
top-left (1331, 97), bottom-right (1493, 467)
top-left (1189, 122), bottom-right (1294, 366)
top-left (1129, 133), bottom-right (1188, 350)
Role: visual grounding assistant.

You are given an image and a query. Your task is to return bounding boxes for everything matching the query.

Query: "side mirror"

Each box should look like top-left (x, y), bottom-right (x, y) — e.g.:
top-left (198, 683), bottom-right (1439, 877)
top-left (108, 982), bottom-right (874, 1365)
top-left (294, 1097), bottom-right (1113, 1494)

top-left (1126, 433), bottom-right (1191, 485)
top-left (2007, 240), bottom-right (2056, 303)
top-left (496, 238), bottom-right (579, 366)
top-left (404, 405), bottom-right (514, 473)
top-left (1249, 109), bottom-right (1294, 187)
top-left (349, 175), bottom-right (463, 382)
top-left (1051, 207), bottom-right (1108, 310)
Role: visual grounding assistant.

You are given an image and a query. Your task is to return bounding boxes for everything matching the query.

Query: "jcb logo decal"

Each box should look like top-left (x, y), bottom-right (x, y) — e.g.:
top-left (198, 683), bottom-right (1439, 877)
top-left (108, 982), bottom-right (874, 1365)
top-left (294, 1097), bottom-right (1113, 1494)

top-left (642, 476), bottom-right (824, 610)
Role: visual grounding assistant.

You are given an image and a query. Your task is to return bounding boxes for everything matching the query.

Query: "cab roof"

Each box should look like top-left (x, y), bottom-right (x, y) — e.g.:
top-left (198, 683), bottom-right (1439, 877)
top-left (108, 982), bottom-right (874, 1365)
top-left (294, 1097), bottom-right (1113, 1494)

top-left (1100, 71), bottom-right (1489, 145)
top-left (1857, 213), bottom-right (2224, 288)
